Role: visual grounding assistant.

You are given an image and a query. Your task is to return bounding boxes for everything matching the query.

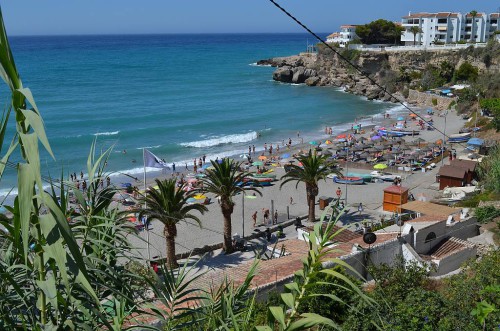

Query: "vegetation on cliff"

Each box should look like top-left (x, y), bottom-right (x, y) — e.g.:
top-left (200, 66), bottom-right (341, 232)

top-left (355, 19), bottom-right (405, 45)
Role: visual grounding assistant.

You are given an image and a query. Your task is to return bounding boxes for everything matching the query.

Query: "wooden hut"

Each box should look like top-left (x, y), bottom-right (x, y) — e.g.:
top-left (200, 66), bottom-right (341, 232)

top-left (449, 159), bottom-right (477, 184)
top-left (437, 165), bottom-right (467, 190)
top-left (383, 185), bottom-right (409, 212)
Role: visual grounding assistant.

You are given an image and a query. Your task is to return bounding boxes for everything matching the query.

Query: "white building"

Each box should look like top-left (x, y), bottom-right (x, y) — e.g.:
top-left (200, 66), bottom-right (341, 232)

top-left (401, 11), bottom-right (500, 46)
top-left (326, 25), bottom-right (359, 47)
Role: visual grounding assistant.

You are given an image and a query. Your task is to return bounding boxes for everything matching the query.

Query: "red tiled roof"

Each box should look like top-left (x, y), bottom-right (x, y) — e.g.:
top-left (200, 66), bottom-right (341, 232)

top-left (348, 233), bottom-right (399, 248)
top-left (491, 13), bottom-right (500, 18)
top-left (407, 215), bottom-right (447, 223)
top-left (305, 225), bottom-right (362, 243)
top-left (466, 13), bottom-right (484, 18)
top-left (383, 185), bottom-right (409, 194)
top-left (327, 32), bottom-right (340, 38)
top-left (403, 12), bottom-right (460, 19)
top-left (341, 25), bottom-right (358, 28)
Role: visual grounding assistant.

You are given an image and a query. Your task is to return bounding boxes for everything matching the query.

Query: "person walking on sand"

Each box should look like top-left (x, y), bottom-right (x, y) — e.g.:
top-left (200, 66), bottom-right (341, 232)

top-left (273, 210), bottom-right (278, 225)
top-left (263, 208), bottom-right (270, 225)
top-left (172, 163), bottom-right (176, 172)
top-left (249, 146), bottom-right (252, 155)
top-left (336, 187), bottom-right (342, 200)
top-left (290, 196), bottom-right (294, 205)
top-left (202, 154), bottom-right (206, 164)
top-left (264, 143), bottom-right (267, 152)
top-left (106, 177), bottom-right (110, 187)
top-left (252, 211), bottom-right (258, 227)
top-left (80, 171), bottom-right (84, 180)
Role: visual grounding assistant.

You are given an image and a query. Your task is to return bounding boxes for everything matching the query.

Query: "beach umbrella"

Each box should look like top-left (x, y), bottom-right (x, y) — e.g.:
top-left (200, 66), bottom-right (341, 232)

top-left (252, 161), bottom-right (264, 166)
top-left (202, 163), bottom-right (212, 169)
top-left (325, 140), bottom-right (333, 145)
top-left (193, 194), bottom-right (206, 200)
top-left (467, 137), bottom-right (484, 146)
top-left (258, 155), bottom-right (267, 161)
top-left (239, 154), bottom-right (249, 159)
top-left (186, 198), bottom-right (197, 203)
top-left (336, 134), bottom-right (347, 139)
top-left (245, 195), bottom-right (257, 200)
top-left (309, 140), bottom-right (320, 146)
top-left (373, 163), bottom-right (388, 170)
top-left (397, 116), bottom-right (405, 121)
top-left (281, 153), bottom-right (291, 158)
top-left (371, 135), bottom-right (381, 141)
top-left (409, 113), bottom-right (417, 118)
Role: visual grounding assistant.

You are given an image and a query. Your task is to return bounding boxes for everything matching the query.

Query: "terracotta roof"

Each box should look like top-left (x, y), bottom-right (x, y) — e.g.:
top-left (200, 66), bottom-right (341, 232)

top-left (305, 224), bottom-right (362, 243)
top-left (466, 13), bottom-right (484, 18)
top-left (403, 12), bottom-right (460, 19)
top-left (426, 237), bottom-right (474, 259)
top-left (347, 233), bottom-right (399, 248)
top-left (341, 25), bottom-right (358, 28)
top-left (327, 32), bottom-right (340, 38)
top-left (400, 201), bottom-right (460, 216)
top-left (491, 13), bottom-right (500, 18)
top-left (407, 215), bottom-right (447, 223)
top-left (438, 165), bottom-right (467, 179)
top-left (383, 185), bottom-right (409, 194)
top-left (449, 159), bottom-right (477, 172)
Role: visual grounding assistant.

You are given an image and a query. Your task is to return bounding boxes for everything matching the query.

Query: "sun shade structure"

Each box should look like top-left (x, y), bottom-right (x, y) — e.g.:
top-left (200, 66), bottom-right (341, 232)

top-left (400, 201), bottom-right (460, 216)
top-left (467, 137), bottom-right (484, 146)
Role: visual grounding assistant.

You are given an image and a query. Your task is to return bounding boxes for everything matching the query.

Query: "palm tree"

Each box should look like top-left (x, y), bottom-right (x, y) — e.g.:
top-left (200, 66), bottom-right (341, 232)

top-left (469, 10), bottom-right (478, 42)
top-left (138, 178), bottom-right (207, 268)
top-left (409, 26), bottom-right (423, 46)
top-left (280, 150), bottom-right (340, 222)
top-left (201, 158), bottom-right (261, 254)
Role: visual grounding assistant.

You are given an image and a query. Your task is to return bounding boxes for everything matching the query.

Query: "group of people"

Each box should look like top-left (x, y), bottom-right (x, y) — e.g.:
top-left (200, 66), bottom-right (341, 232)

top-left (70, 171), bottom-right (111, 192)
top-left (251, 208), bottom-right (279, 227)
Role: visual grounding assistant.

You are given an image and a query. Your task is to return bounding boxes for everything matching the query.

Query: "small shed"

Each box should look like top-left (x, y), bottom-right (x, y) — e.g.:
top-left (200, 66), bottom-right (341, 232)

top-left (438, 165), bottom-right (467, 190)
top-left (449, 159), bottom-right (478, 184)
top-left (383, 185), bottom-right (409, 212)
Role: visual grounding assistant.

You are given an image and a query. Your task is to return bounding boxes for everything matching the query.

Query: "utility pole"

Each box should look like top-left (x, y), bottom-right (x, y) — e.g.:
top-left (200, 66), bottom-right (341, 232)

top-left (441, 111), bottom-right (447, 165)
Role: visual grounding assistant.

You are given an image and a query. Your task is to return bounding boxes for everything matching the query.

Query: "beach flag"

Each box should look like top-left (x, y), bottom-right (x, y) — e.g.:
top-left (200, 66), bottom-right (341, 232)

top-left (143, 149), bottom-right (170, 168)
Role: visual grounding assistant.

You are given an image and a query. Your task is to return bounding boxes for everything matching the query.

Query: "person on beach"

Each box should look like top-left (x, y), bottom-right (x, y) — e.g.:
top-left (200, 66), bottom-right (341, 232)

top-left (193, 164), bottom-right (197, 173)
top-left (269, 144), bottom-right (273, 155)
top-left (290, 196), bottom-right (293, 205)
top-left (100, 178), bottom-right (104, 189)
top-left (453, 150), bottom-right (457, 160)
top-left (185, 163), bottom-right (188, 170)
top-left (82, 180), bottom-right (87, 192)
top-left (70, 174), bottom-right (74, 181)
top-left (288, 138), bottom-right (292, 146)
top-left (172, 163), bottom-right (176, 172)
top-left (106, 177), bottom-right (110, 187)
top-left (202, 154), bottom-right (206, 164)
top-left (252, 145), bottom-right (256, 154)
top-left (264, 143), bottom-right (267, 152)
top-left (297, 131), bottom-right (300, 138)
top-left (249, 146), bottom-right (251, 155)
top-left (336, 187), bottom-right (342, 199)
top-left (80, 171), bottom-right (84, 180)
top-left (276, 145), bottom-right (280, 153)
top-left (76, 181), bottom-right (80, 190)
top-left (273, 210), bottom-right (278, 225)
top-left (358, 203), bottom-right (363, 215)
top-left (263, 208), bottom-right (270, 224)
top-left (252, 211), bottom-right (257, 227)
top-left (198, 158), bottom-right (202, 168)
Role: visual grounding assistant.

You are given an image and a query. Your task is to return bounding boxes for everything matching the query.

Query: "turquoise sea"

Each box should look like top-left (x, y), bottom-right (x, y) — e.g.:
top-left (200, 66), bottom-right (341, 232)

top-left (0, 34), bottom-right (405, 198)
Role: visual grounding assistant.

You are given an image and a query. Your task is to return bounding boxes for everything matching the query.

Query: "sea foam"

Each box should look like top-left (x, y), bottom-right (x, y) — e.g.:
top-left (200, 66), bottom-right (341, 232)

top-left (180, 131), bottom-right (258, 148)
top-left (94, 131), bottom-right (120, 136)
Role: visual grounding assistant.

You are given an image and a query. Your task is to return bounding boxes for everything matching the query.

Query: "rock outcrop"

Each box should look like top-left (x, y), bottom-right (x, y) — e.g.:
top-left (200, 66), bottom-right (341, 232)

top-left (260, 44), bottom-right (499, 106)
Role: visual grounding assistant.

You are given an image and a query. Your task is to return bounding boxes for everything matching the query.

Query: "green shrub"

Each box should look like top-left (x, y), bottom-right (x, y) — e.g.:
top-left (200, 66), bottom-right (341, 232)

top-left (454, 61), bottom-right (479, 82)
top-left (432, 98), bottom-right (438, 106)
top-left (475, 206), bottom-right (500, 224)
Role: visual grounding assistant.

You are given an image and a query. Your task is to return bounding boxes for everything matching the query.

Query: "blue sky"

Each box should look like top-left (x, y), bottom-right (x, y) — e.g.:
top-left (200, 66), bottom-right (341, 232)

top-left (3, 1), bottom-right (499, 36)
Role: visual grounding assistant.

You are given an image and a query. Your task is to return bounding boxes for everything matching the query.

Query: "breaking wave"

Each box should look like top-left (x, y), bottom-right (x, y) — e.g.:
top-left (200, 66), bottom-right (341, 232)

top-left (180, 131), bottom-right (258, 148)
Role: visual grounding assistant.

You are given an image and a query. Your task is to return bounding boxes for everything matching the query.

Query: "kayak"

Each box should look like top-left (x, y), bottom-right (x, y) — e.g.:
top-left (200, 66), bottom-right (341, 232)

top-left (378, 129), bottom-right (419, 137)
top-left (346, 173), bottom-right (373, 182)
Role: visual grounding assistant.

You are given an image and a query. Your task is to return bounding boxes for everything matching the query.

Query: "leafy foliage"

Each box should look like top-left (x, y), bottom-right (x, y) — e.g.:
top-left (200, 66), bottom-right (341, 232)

top-left (454, 61), bottom-right (479, 82)
top-left (355, 19), bottom-right (404, 45)
top-left (475, 206), bottom-right (500, 224)
top-left (477, 145), bottom-right (500, 194)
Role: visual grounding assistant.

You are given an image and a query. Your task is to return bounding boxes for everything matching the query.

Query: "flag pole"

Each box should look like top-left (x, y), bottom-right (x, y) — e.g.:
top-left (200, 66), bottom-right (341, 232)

top-left (143, 148), bottom-right (151, 261)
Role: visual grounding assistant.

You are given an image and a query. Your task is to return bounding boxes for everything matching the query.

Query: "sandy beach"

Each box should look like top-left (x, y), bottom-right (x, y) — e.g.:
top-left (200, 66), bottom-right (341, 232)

top-left (121, 106), bottom-right (468, 260)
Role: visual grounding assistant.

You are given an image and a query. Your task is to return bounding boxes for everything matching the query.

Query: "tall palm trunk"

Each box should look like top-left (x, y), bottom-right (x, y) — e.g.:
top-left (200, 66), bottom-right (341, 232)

top-left (221, 199), bottom-right (235, 254)
top-left (306, 183), bottom-right (317, 222)
top-left (164, 223), bottom-right (178, 268)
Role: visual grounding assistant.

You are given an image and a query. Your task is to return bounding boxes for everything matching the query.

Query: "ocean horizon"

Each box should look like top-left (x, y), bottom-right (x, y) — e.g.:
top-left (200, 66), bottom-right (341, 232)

top-left (0, 33), bottom-right (407, 199)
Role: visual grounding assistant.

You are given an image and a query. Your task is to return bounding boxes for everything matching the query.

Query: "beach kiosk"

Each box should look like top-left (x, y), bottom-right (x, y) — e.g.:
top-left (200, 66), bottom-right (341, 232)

top-left (383, 185), bottom-right (409, 212)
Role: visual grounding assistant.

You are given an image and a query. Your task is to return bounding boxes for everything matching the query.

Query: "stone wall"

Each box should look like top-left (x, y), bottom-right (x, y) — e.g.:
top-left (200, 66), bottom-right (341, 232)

top-left (407, 89), bottom-right (457, 110)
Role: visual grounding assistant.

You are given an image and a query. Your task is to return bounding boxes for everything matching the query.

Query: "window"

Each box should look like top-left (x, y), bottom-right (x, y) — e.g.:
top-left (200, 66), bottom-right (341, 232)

top-left (450, 35), bottom-right (453, 38)
top-left (491, 19), bottom-right (498, 24)
top-left (431, 19), bottom-right (433, 22)
top-left (425, 232), bottom-right (436, 243)
top-left (438, 18), bottom-right (447, 24)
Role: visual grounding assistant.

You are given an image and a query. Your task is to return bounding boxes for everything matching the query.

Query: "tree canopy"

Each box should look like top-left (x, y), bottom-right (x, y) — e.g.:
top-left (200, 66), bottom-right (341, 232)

top-left (355, 19), bottom-right (405, 45)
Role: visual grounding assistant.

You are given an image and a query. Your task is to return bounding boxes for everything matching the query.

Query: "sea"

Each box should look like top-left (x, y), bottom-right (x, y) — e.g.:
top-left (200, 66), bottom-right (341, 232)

top-left (0, 33), bottom-right (407, 200)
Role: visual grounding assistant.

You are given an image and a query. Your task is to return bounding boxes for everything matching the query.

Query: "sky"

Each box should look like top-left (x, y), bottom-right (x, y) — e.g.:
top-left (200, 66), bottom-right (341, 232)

top-left (2, 1), bottom-right (500, 36)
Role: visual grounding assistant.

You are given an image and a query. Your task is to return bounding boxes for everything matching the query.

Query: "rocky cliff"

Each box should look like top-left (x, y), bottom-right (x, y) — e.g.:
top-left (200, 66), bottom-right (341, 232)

top-left (259, 43), bottom-right (499, 105)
